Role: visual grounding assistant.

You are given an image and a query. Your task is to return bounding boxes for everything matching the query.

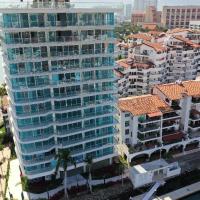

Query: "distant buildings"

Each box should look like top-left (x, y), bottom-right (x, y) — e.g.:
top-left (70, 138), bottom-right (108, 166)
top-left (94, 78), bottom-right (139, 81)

top-left (132, 3), bottom-right (161, 26)
top-left (116, 29), bottom-right (200, 97)
top-left (124, 3), bottom-right (133, 21)
top-left (162, 6), bottom-right (200, 29)
top-left (133, 0), bottom-right (157, 12)
top-left (132, 12), bottom-right (146, 26)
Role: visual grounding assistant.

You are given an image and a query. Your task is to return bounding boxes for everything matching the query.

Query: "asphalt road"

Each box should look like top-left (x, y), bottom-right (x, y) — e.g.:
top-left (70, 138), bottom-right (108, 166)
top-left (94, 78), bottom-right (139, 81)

top-left (171, 151), bottom-right (200, 173)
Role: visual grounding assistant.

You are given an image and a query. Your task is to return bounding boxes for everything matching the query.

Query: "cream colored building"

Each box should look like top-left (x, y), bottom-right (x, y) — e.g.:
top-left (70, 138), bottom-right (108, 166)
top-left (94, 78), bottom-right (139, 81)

top-left (162, 6), bottom-right (200, 29)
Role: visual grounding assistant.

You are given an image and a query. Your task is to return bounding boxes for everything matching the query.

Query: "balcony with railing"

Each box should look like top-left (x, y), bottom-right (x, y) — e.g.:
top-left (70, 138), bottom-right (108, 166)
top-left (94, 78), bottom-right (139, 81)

top-left (162, 132), bottom-right (185, 145)
top-left (25, 165), bottom-right (55, 176)
top-left (138, 124), bottom-right (160, 133)
top-left (23, 154), bottom-right (55, 165)
top-left (20, 142), bottom-right (55, 154)
top-left (171, 100), bottom-right (181, 111)
top-left (138, 115), bottom-right (161, 124)
top-left (138, 131), bottom-right (160, 142)
top-left (189, 109), bottom-right (200, 121)
top-left (163, 112), bottom-right (180, 120)
top-left (192, 97), bottom-right (200, 104)
top-left (128, 140), bottom-right (162, 154)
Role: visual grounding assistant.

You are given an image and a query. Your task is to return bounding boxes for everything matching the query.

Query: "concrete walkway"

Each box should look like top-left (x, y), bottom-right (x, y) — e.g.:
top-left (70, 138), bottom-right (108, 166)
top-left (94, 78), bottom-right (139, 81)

top-left (0, 147), bottom-right (10, 199)
top-left (133, 181), bottom-right (200, 200)
top-left (6, 159), bottom-right (29, 200)
top-left (153, 181), bottom-right (200, 200)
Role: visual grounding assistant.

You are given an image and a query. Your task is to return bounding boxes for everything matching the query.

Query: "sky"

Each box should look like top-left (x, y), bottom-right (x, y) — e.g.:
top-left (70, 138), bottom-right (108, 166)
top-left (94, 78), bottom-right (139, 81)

top-left (0, 0), bottom-right (200, 10)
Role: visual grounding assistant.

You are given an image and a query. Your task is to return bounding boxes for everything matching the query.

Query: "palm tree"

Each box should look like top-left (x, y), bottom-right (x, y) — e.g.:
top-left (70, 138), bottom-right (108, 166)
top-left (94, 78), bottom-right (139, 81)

top-left (56, 149), bottom-right (73, 200)
top-left (118, 155), bottom-right (129, 186)
top-left (84, 155), bottom-right (93, 193)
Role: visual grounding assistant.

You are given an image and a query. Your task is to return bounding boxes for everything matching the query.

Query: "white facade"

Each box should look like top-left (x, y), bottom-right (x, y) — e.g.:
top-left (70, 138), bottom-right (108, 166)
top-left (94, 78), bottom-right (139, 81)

top-left (116, 31), bottom-right (200, 97)
top-left (117, 80), bottom-right (200, 166)
top-left (130, 159), bottom-right (181, 188)
top-left (190, 21), bottom-right (200, 30)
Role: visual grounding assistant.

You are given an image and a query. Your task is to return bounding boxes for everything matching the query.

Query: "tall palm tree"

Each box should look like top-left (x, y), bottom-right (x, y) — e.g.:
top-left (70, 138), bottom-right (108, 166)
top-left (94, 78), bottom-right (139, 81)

top-left (84, 155), bottom-right (93, 193)
top-left (56, 149), bottom-right (73, 200)
top-left (118, 155), bottom-right (129, 186)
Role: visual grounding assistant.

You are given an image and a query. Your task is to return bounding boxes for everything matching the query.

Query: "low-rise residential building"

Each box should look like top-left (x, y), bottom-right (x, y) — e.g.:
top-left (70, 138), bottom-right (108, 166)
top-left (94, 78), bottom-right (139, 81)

top-left (116, 29), bottom-right (200, 97)
top-left (190, 21), bottom-right (200, 30)
top-left (117, 80), bottom-right (200, 166)
top-left (129, 159), bottom-right (181, 188)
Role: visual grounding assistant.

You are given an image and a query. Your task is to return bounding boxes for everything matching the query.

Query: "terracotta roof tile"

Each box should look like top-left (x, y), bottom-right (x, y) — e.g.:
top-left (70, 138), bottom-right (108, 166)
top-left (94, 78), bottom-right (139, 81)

top-left (142, 23), bottom-right (157, 31)
top-left (173, 35), bottom-right (200, 48)
top-left (118, 94), bottom-right (171, 116)
top-left (127, 33), bottom-right (152, 41)
top-left (143, 41), bottom-right (167, 52)
top-left (116, 59), bottom-right (154, 70)
top-left (155, 80), bottom-right (200, 100)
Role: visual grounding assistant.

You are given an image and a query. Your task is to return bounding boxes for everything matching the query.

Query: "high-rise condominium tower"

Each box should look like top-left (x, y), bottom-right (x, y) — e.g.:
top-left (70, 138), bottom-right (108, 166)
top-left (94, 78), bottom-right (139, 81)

top-left (0, 0), bottom-right (118, 181)
top-left (133, 0), bottom-right (157, 12)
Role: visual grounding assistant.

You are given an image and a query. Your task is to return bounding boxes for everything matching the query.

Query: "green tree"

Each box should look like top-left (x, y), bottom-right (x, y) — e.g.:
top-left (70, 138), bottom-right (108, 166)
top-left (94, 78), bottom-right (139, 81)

top-left (118, 155), bottom-right (129, 186)
top-left (0, 84), bottom-right (7, 97)
top-left (84, 155), bottom-right (93, 193)
top-left (56, 149), bottom-right (73, 200)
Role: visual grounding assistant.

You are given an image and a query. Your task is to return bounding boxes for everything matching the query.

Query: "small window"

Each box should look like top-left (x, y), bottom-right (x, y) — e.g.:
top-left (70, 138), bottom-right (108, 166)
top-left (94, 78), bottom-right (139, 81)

top-left (125, 121), bottom-right (129, 127)
top-left (125, 129), bottom-right (129, 135)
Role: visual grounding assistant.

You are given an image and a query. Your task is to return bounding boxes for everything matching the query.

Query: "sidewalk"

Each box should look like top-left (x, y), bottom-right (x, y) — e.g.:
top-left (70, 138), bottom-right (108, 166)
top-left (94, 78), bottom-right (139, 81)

top-left (154, 181), bottom-right (200, 200)
top-left (6, 159), bottom-right (29, 200)
top-left (0, 147), bottom-right (10, 199)
top-left (133, 181), bottom-right (200, 200)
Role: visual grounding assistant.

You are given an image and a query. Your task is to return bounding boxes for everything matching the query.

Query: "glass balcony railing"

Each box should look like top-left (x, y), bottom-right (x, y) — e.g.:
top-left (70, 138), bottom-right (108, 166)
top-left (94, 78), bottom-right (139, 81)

top-left (25, 165), bottom-right (55, 175)
top-left (85, 141), bottom-right (113, 151)
top-left (19, 132), bottom-right (54, 142)
top-left (138, 125), bottom-right (160, 133)
top-left (57, 120), bottom-right (117, 136)
top-left (59, 133), bottom-right (112, 147)
top-left (18, 119), bottom-right (53, 129)
top-left (21, 143), bottom-right (55, 154)
top-left (23, 154), bottom-right (55, 165)
top-left (14, 96), bottom-right (51, 103)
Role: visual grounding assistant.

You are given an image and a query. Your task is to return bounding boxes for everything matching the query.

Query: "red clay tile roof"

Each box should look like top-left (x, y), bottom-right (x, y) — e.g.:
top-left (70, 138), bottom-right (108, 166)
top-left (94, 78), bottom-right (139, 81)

top-left (127, 33), bottom-right (152, 41)
top-left (155, 80), bottom-right (200, 100)
top-left (116, 59), bottom-right (155, 70)
top-left (142, 23), bottom-right (157, 31)
top-left (143, 41), bottom-right (167, 52)
top-left (167, 28), bottom-right (193, 34)
top-left (118, 94), bottom-right (171, 116)
top-left (173, 35), bottom-right (200, 48)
